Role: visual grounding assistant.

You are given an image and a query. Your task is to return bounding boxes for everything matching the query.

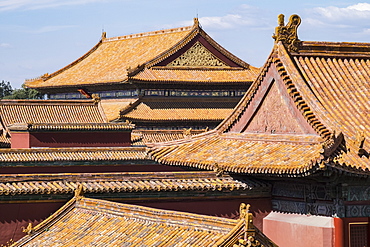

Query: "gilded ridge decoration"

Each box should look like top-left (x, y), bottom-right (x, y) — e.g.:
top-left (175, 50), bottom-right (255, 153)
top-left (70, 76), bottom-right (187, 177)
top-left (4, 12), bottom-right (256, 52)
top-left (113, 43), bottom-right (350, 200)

top-left (213, 163), bottom-right (225, 177)
top-left (321, 131), bottom-right (344, 158)
top-left (233, 203), bottom-right (263, 247)
top-left (22, 223), bottom-right (34, 236)
top-left (74, 184), bottom-right (84, 200)
top-left (272, 14), bottom-right (301, 52)
top-left (167, 41), bottom-right (228, 67)
top-left (183, 128), bottom-right (192, 138)
top-left (351, 131), bottom-right (367, 156)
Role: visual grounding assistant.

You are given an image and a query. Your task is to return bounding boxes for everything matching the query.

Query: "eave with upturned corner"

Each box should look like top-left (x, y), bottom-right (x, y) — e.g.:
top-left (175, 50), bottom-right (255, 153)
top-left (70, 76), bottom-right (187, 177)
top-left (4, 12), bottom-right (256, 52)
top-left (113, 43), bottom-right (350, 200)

top-left (24, 18), bottom-right (259, 102)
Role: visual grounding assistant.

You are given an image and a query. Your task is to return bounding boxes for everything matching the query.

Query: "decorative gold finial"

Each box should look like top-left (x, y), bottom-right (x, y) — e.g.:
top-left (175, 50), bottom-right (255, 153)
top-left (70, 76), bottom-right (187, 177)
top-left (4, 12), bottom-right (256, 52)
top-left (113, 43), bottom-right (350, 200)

top-left (239, 203), bottom-right (250, 220)
top-left (74, 184), bottom-right (84, 199)
top-left (233, 203), bottom-right (263, 247)
top-left (321, 131), bottom-right (344, 158)
top-left (41, 73), bottom-right (49, 79)
top-left (22, 223), bottom-right (33, 236)
top-left (351, 131), bottom-right (367, 156)
top-left (1, 238), bottom-right (14, 247)
top-left (193, 17), bottom-right (199, 27)
top-left (102, 31), bottom-right (107, 40)
top-left (272, 14), bottom-right (301, 52)
top-left (183, 128), bottom-right (192, 138)
top-left (213, 163), bottom-right (225, 177)
top-left (91, 94), bottom-right (101, 104)
top-left (277, 14), bottom-right (284, 26)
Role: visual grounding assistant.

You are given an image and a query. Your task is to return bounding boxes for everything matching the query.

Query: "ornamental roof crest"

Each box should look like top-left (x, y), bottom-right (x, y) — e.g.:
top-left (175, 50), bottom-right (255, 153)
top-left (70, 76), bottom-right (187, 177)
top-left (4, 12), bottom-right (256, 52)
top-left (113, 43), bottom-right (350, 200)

top-left (272, 14), bottom-right (301, 52)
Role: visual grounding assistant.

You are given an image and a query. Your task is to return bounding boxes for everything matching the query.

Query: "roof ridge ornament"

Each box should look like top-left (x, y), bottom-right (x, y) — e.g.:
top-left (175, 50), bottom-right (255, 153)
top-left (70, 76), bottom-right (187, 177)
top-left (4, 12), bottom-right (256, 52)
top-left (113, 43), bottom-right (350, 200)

top-left (193, 17), bottom-right (200, 28)
top-left (234, 203), bottom-right (264, 247)
top-left (91, 93), bottom-right (101, 104)
top-left (321, 131), bottom-right (344, 158)
top-left (272, 14), bottom-right (301, 52)
top-left (213, 163), bottom-right (225, 177)
top-left (350, 131), bottom-right (367, 157)
top-left (74, 184), bottom-right (84, 200)
top-left (22, 223), bottom-right (34, 236)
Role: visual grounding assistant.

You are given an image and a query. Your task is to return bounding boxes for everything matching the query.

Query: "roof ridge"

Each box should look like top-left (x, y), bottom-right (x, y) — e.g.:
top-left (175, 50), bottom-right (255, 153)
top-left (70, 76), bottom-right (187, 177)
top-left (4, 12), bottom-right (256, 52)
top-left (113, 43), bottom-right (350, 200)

top-left (79, 197), bottom-right (237, 229)
top-left (25, 39), bottom-right (103, 85)
top-left (275, 43), bottom-right (332, 139)
top-left (14, 197), bottom-right (76, 245)
top-left (0, 171), bottom-right (221, 180)
top-left (0, 146), bottom-right (146, 153)
top-left (216, 43), bottom-right (332, 140)
top-left (142, 21), bottom-right (251, 70)
top-left (216, 55), bottom-right (275, 133)
top-left (0, 99), bottom-right (96, 105)
top-left (148, 130), bottom-right (217, 147)
top-left (104, 25), bottom-right (193, 43)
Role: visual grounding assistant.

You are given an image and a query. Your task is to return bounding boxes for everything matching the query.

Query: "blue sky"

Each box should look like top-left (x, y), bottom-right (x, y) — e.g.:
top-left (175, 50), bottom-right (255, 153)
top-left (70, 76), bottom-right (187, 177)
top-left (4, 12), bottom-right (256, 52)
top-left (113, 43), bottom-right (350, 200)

top-left (1, 0), bottom-right (370, 88)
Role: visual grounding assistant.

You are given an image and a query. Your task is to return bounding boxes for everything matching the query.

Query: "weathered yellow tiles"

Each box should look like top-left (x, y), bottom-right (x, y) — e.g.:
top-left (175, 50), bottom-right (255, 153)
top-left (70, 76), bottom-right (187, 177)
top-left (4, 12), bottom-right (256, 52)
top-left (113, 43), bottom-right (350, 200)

top-left (149, 40), bottom-right (370, 177)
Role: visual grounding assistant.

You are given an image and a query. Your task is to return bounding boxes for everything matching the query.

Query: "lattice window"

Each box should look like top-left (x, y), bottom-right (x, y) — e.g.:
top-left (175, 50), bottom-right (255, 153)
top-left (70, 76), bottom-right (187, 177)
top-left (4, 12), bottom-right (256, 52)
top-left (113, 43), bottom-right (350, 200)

top-left (350, 223), bottom-right (368, 247)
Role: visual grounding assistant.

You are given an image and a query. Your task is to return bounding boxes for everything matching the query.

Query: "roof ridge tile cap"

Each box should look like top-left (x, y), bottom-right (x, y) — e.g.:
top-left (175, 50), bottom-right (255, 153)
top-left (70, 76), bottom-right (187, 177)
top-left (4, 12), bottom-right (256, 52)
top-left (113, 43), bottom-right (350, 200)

top-left (104, 25), bottom-right (193, 43)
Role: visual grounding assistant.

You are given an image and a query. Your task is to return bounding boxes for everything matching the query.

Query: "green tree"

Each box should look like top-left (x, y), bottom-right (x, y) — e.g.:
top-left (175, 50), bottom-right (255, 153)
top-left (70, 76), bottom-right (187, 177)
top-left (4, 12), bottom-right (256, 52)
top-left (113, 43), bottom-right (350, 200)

top-left (0, 80), bottom-right (13, 98)
top-left (3, 83), bottom-right (43, 99)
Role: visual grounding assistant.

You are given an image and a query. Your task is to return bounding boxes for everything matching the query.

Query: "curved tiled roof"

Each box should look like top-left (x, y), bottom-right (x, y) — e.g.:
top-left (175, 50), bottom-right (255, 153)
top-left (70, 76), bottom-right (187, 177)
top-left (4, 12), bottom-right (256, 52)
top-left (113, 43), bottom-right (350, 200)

top-left (0, 171), bottom-right (269, 196)
top-left (25, 26), bottom-right (193, 88)
top-left (0, 147), bottom-right (147, 163)
top-left (13, 196), bottom-right (277, 247)
top-left (13, 196), bottom-right (238, 246)
top-left (25, 19), bottom-right (257, 89)
top-left (0, 99), bottom-right (107, 127)
top-left (131, 67), bottom-right (260, 84)
top-left (149, 16), bottom-right (370, 176)
top-left (121, 98), bottom-right (237, 122)
top-left (131, 129), bottom-right (207, 146)
top-left (13, 196), bottom-right (276, 246)
top-left (100, 98), bottom-right (137, 121)
top-left (151, 133), bottom-right (324, 176)
top-left (8, 122), bottom-right (134, 131)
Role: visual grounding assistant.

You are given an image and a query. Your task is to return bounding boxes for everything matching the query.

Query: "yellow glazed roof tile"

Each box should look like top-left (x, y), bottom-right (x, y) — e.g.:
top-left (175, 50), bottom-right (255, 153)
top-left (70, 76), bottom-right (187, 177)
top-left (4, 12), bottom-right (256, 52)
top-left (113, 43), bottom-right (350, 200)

top-left (132, 67), bottom-right (260, 83)
top-left (13, 196), bottom-right (238, 246)
top-left (25, 19), bottom-right (258, 89)
top-left (150, 133), bottom-right (323, 176)
top-left (121, 98), bottom-right (238, 122)
top-left (0, 147), bottom-right (148, 163)
top-left (26, 26), bottom-right (193, 88)
top-left (0, 99), bottom-right (106, 127)
top-left (100, 98), bottom-right (137, 121)
top-left (149, 19), bottom-right (370, 176)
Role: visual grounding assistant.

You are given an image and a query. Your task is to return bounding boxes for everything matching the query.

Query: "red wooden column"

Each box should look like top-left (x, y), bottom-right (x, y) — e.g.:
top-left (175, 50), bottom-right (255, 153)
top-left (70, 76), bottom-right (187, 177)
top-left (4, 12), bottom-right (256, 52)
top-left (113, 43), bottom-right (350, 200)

top-left (334, 217), bottom-right (344, 247)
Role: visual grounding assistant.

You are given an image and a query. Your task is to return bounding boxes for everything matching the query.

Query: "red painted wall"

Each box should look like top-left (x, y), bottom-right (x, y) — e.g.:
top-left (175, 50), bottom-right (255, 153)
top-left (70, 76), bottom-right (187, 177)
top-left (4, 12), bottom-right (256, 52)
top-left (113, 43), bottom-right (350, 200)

top-left (0, 164), bottom-right (186, 174)
top-left (132, 197), bottom-right (271, 231)
top-left (11, 131), bottom-right (131, 148)
top-left (0, 202), bottom-right (65, 245)
top-left (11, 132), bottom-right (30, 149)
top-left (263, 212), bottom-right (335, 247)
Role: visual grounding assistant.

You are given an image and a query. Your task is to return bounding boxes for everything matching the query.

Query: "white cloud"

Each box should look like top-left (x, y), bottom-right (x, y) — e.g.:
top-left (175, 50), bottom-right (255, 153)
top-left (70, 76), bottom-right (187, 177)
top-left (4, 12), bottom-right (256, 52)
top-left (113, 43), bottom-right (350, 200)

top-left (171, 5), bottom-right (271, 31)
top-left (0, 43), bottom-right (11, 48)
top-left (300, 3), bottom-right (370, 42)
top-left (311, 3), bottom-right (370, 22)
top-left (199, 14), bottom-right (247, 29)
top-left (0, 0), bottom-right (113, 11)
